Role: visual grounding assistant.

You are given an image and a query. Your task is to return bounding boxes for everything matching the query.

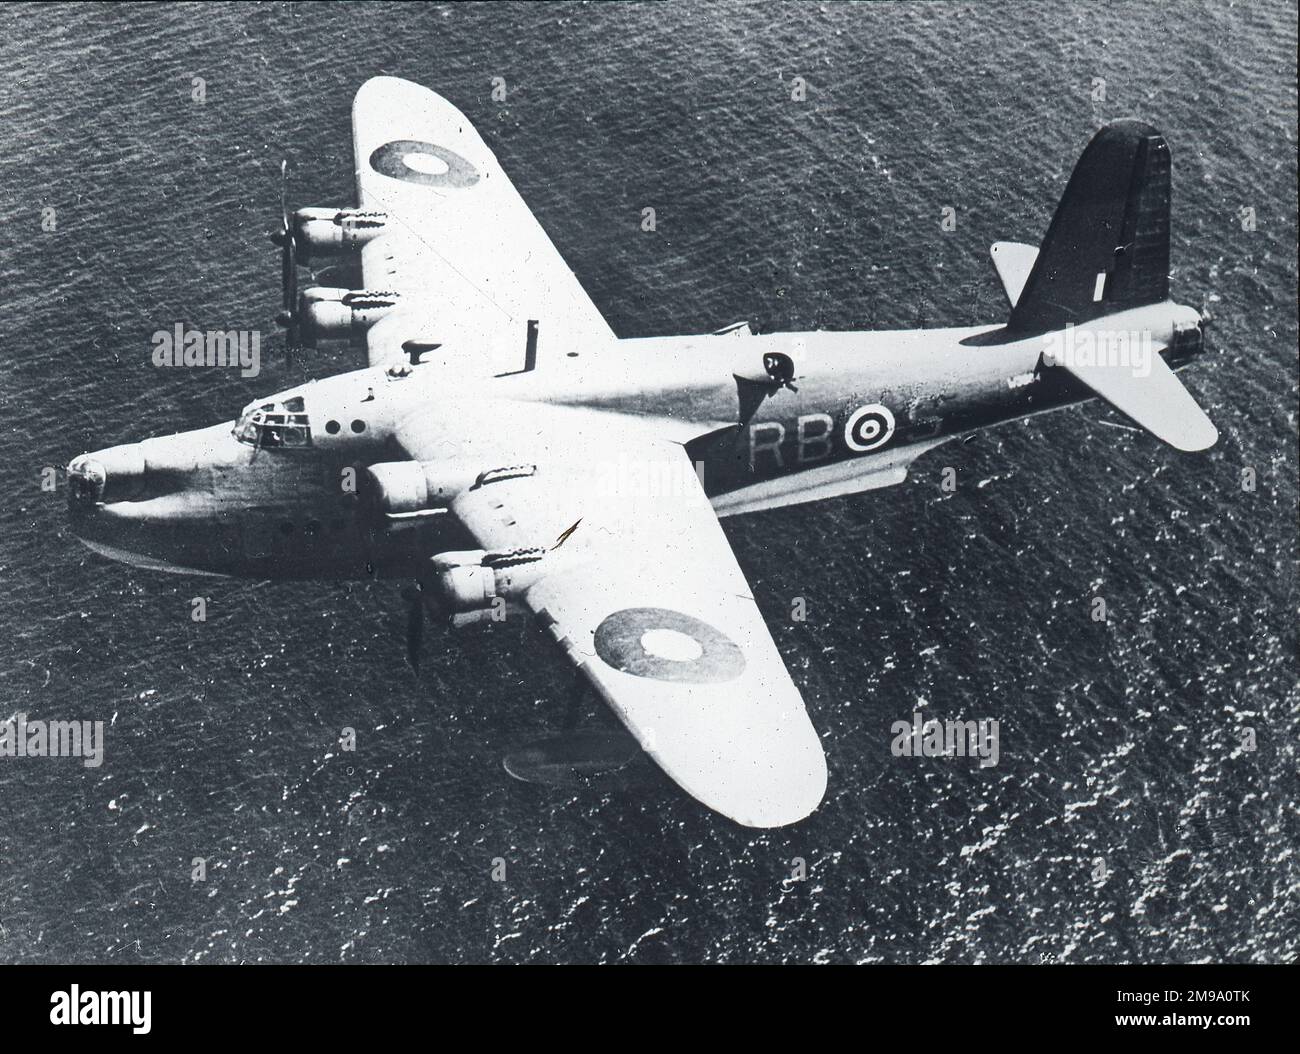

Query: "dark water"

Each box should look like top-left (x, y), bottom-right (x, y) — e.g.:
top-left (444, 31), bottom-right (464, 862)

top-left (0, 1), bottom-right (1295, 963)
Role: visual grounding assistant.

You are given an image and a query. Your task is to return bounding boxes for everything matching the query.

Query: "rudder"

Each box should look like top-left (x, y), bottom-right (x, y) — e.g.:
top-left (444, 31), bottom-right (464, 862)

top-left (1009, 120), bottom-right (1171, 335)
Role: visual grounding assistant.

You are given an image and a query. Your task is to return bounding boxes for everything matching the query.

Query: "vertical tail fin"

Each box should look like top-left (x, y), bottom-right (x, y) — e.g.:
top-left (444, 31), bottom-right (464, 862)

top-left (1009, 120), bottom-right (1171, 335)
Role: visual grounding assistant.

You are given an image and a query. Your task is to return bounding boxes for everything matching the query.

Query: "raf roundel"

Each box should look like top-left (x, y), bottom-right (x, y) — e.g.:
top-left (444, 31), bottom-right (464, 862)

top-left (369, 139), bottom-right (481, 189)
top-left (593, 607), bottom-right (746, 685)
top-left (843, 403), bottom-right (896, 452)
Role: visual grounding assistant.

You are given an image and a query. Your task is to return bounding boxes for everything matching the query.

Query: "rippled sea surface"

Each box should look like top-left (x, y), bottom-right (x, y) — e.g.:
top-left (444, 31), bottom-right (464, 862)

top-left (0, 1), bottom-right (1295, 963)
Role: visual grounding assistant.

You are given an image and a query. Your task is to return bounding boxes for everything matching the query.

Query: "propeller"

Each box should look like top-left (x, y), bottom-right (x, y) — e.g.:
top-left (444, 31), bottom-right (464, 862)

top-left (563, 672), bottom-right (587, 731)
top-left (401, 583), bottom-right (425, 671)
top-left (1199, 295), bottom-right (1218, 347)
top-left (400, 581), bottom-right (448, 671)
top-left (271, 159), bottom-right (300, 358)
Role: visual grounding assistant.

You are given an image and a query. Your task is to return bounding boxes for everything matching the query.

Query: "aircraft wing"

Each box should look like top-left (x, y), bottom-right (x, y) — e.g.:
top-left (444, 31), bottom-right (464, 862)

top-left (352, 76), bottom-right (615, 368)
top-left (396, 404), bottom-right (828, 828)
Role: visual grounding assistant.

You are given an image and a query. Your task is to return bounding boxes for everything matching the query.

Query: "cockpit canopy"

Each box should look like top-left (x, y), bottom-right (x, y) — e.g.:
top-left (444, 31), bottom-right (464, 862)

top-left (234, 395), bottom-right (312, 448)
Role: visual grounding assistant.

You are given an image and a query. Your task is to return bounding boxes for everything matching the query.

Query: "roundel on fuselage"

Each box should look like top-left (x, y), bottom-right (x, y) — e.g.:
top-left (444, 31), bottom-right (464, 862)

top-left (843, 403), bottom-right (896, 453)
top-left (369, 139), bottom-right (481, 189)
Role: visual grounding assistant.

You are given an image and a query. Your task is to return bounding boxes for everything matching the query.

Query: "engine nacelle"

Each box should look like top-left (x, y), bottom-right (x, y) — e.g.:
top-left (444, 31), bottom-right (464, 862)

top-left (292, 207), bottom-right (388, 264)
top-left (430, 549), bottom-right (550, 621)
top-left (362, 462), bottom-right (480, 528)
top-left (439, 564), bottom-right (498, 611)
top-left (298, 287), bottom-right (400, 348)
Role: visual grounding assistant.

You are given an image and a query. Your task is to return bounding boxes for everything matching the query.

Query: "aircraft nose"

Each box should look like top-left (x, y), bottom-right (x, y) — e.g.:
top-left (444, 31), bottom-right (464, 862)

top-left (66, 443), bottom-right (147, 506)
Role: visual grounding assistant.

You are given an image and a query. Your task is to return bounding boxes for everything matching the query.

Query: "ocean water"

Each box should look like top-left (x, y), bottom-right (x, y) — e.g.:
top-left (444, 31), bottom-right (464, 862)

top-left (0, 1), bottom-right (1295, 963)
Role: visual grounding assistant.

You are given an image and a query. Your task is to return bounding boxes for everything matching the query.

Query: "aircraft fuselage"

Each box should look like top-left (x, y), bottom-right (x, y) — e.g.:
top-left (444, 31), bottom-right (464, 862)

top-left (67, 305), bottom-right (1204, 581)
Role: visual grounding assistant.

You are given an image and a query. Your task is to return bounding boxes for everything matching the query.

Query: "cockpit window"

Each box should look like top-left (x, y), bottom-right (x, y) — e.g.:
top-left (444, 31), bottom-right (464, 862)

top-left (235, 399), bottom-right (312, 448)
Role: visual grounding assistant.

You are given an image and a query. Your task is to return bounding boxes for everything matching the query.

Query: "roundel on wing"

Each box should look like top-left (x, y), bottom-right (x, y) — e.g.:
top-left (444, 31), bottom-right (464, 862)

top-left (368, 139), bottom-right (481, 188)
top-left (593, 607), bottom-right (746, 685)
top-left (843, 403), bottom-right (896, 452)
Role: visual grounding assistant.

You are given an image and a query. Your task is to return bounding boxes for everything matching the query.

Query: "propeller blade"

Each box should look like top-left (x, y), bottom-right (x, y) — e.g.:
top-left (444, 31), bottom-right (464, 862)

top-left (402, 585), bottom-right (425, 671)
top-left (563, 671), bottom-right (587, 730)
top-left (281, 227), bottom-right (296, 314)
top-left (274, 159), bottom-right (300, 358)
top-left (280, 159), bottom-right (289, 233)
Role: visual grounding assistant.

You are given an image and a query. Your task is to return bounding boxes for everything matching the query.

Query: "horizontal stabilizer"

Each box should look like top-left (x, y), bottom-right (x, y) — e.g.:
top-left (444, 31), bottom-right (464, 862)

top-left (1048, 344), bottom-right (1218, 451)
top-left (990, 242), bottom-right (1038, 308)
